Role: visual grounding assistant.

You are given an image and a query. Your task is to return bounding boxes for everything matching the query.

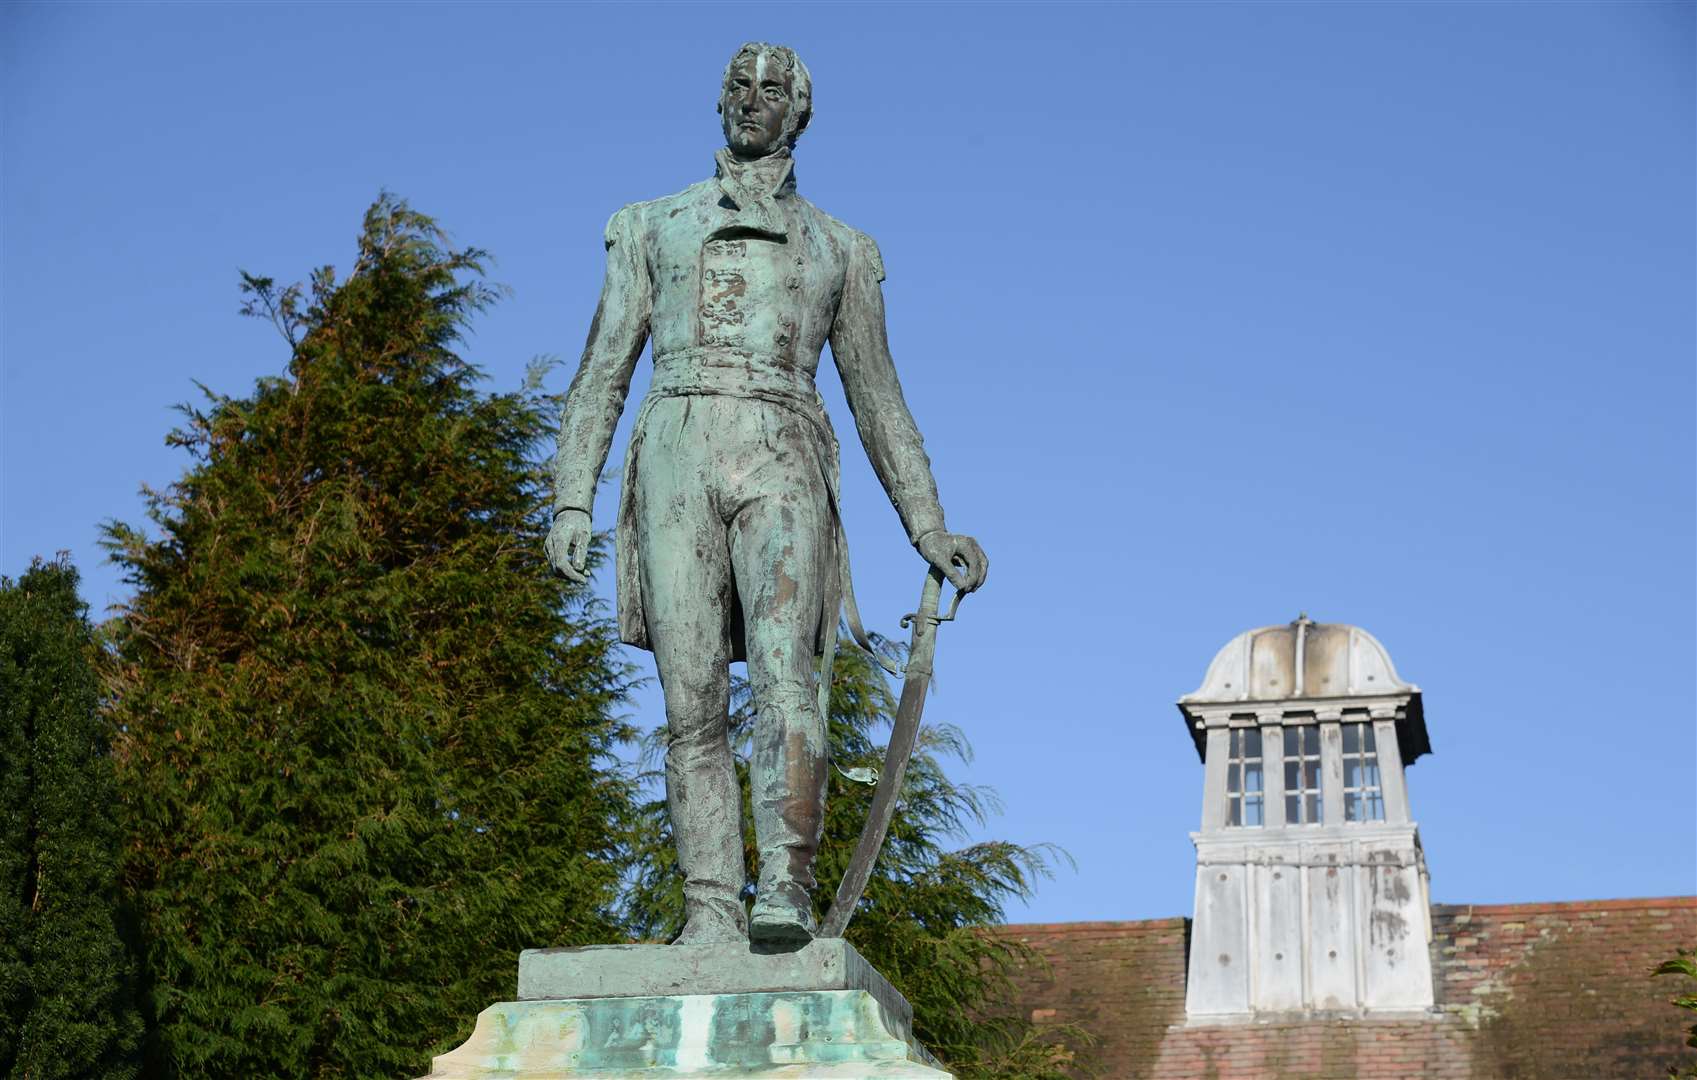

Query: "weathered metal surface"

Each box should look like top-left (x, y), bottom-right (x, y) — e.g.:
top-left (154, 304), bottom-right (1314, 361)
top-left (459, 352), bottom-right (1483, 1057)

top-left (420, 990), bottom-right (951, 1078)
top-left (1180, 618), bottom-right (1436, 1020)
top-left (544, 42), bottom-right (987, 946)
top-left (1177, 616), bottom-right (1430, 764)
top-left (1253, 860), bottom-right (1304, 1011)
top-left (1182, 618), bottom-right (1419, 704)
top-left (1305, 853), bottom-right (1359, 1011)
top-left (1185, 831), bottom-right (1435, 1018)
top-left (1186, 862), bottom-right (1249, 1015)
top-left (820, 568), bottom-right (961, 938)
top-left (517, 940), bottom-right (906, 1029)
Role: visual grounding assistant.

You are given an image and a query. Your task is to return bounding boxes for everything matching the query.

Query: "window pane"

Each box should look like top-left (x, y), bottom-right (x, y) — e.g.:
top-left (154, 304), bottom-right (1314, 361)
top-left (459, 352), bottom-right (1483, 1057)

top-left (1246, 728), bottom-right (1262, 756)
top-left (1285, 761), bottom-right (1300, 789)
top-left (1245, 797), bottom-right (1263, 826)
top-left (1345, 794), bottom-right (1360, 822)
top-left (1344, 760), bottom-right (1359, 788)
top-left (1343, 723), bottom-right (1359, 753)
top-left (1284, 728), bottom-right (1297, 755)
top-left (1368, 793), bottom-right (1384, 821)
top-left (1304, 761), bottom-right (1319, 789)
top-left (1365, 725), bottom-right (1377, 751)
top-left (1304, 726), bottom-right (1319, 754)
top-left (1228, 799), bottom-right (1240, 826)
top-left (1227, 763), bottom-right (1239, 793)
top-left (1246, 763), bottom-right (1263, 793)
top-left (1286, 794), bottom-right (1299, 822)
top-left (1364, 762), bottom-right (1380, 788)
top-left (1307, 794), bottom-right (1321, 824)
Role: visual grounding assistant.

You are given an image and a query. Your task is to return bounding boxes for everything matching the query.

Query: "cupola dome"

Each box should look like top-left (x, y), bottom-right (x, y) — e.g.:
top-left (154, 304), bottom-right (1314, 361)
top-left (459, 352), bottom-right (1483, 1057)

top-left (1178, 615), bottom-right (1430, 764)
top-left (1183, 615), bottom-right (1415, 703)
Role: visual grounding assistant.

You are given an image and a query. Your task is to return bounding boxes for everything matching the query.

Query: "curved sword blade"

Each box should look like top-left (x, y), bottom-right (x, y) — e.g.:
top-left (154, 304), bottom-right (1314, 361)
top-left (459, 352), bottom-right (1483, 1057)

top-left (820, 567), bottom-right (951, 939)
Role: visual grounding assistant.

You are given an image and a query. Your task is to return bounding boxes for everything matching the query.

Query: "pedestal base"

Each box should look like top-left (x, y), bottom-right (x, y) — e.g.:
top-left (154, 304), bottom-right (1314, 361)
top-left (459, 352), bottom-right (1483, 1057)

top-left (422, 942), bottom-right (952, 1079)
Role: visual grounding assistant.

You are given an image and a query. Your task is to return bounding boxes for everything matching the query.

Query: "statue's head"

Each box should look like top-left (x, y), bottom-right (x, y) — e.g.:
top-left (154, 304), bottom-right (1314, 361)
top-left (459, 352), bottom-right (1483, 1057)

top-left (717, 42), bottom-right (812, 159)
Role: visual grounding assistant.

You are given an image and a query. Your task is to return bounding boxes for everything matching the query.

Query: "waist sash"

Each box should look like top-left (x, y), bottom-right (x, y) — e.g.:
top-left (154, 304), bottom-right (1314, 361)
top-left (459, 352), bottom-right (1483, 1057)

top-left (649, 347), bottom-right (819, 415)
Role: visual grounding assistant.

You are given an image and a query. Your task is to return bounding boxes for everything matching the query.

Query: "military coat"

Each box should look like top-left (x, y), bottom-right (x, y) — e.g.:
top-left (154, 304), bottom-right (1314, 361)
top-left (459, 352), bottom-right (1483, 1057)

top-left (553, 153), bottom-right (947, 659)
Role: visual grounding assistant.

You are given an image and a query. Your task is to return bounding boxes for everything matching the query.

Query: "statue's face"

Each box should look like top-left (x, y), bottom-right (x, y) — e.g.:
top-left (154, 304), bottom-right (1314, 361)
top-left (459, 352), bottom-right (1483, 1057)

top-left (720, 51), bottom-right (793, 158)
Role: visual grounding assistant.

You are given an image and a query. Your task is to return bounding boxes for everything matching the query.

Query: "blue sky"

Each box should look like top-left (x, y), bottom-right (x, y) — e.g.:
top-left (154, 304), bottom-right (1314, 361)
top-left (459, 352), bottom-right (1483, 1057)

top-left (4, 2), bottom-right (1692, 924)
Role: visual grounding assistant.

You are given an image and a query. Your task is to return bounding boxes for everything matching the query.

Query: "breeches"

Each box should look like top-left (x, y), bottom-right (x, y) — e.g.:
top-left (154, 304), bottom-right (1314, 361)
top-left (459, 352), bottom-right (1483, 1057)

top-left (633, 394), bottom-right (834, 900)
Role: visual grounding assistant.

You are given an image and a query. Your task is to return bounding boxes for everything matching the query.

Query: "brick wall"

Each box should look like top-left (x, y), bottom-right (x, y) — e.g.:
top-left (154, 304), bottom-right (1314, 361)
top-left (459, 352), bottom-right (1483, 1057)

top-left (1001, 918), bottom-right (1190, 1073)
top-left (1432, 898), bottom-right (1697, 1080)
top-left (1001, 896), bottom-right (1697, 1080)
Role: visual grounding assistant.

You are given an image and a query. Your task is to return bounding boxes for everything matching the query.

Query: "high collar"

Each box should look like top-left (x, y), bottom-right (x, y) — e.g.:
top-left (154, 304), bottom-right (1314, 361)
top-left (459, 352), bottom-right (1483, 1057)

top-left (713, 146), bottom-right (796, 239)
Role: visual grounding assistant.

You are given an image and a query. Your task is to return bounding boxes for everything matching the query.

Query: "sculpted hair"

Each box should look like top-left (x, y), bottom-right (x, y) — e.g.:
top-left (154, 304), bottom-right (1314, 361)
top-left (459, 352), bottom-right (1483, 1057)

top-left (718, 42), bottom-right (814, 145)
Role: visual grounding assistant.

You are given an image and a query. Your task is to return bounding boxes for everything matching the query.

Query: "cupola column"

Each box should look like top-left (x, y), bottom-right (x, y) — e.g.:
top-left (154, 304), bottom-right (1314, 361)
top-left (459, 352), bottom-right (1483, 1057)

top-left (1320, 716), bottom-right (1347, 826)
top-left (1261, 716), bottom-right (1287, 829)
top-left (1372, 716), bottom-right (1411, 825)
top-left (1199, 722), bottom-right (1231, 831)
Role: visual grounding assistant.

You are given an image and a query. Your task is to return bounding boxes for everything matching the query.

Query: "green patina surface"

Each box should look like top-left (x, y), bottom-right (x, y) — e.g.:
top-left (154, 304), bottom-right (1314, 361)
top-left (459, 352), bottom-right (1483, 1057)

top-left (423, 989), bottom-right (948, 1078)
top-left (542, 41), bottom-right (987, 948)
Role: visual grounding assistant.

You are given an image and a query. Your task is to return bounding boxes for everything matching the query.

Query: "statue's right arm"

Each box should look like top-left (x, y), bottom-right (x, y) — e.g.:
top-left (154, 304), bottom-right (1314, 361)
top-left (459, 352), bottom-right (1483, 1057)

top-left (553, 206), bottom-right (652, 516)
top-left (547, 206), bottom-right (652, 581)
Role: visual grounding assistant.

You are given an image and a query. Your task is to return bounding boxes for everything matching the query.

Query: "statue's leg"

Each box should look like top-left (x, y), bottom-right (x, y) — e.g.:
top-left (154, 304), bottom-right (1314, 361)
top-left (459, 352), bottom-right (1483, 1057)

top-left (729, 404), bottom-right (834, 944)
top-left (635, 397), bottom-right (746, 944)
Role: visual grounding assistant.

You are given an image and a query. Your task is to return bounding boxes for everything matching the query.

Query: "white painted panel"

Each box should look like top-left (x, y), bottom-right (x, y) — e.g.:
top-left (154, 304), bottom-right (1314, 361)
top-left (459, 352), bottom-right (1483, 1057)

top-left (1252, 861), bottom-right (1304, 1011)
top-left (1249, 631), bottom-right (1295, 699)
top-left (1349, 627), bottom-right (1400, 694)
top-left (1362, 861), bottom-right (1434, 1008)
top-left (1186, 864), bottom-right (1249, 1015)
top-left (1305, 861), bottom-right (1357, 1010)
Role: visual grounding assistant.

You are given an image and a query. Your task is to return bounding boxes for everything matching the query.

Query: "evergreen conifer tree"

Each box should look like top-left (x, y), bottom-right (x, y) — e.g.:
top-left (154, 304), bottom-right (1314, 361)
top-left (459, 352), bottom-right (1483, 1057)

top-left (102, 197), bottom-right (637, 1078)
top-left (0, 557), bottom-right (143, 1079)
top-left (623, 641), bottom-right (1086, 1079)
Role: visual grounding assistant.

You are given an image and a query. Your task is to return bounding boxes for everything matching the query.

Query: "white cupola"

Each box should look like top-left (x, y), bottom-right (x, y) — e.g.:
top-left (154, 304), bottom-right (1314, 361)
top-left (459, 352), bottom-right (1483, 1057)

top-left (1179, 615), bottom-right (1435, 1019)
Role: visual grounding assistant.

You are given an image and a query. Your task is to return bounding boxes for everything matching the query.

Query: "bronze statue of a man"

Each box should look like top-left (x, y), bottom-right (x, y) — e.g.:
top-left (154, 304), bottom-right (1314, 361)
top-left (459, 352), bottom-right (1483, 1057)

top-left (546, 42), bottom-right (986, 946)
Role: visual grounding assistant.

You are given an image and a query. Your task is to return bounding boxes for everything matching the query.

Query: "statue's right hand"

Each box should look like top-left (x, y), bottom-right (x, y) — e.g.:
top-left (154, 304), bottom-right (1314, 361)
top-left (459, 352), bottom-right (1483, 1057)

top-left (546, 509), bottom-right (592, 584)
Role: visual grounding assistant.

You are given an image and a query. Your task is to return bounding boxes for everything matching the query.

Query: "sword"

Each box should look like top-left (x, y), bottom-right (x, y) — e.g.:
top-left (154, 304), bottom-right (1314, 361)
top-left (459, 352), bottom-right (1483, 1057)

top-left (820, 565), bottom-right (965, 939)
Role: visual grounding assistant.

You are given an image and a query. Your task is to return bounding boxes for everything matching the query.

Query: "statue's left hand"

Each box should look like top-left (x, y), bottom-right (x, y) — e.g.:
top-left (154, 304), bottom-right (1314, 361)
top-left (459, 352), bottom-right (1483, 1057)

top-left (916, 531), bottom-right (989, 595)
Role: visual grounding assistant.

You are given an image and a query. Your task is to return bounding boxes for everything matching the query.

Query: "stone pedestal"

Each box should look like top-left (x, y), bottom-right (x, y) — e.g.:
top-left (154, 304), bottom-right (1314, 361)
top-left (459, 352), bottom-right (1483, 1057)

top-left (422, 940), bottom-right (952, 1078)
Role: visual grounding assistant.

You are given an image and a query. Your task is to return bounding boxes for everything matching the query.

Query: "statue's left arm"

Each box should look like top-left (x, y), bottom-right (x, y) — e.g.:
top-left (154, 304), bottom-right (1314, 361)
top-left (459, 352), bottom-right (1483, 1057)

top-left (829, 231), bottom-right (988, 594)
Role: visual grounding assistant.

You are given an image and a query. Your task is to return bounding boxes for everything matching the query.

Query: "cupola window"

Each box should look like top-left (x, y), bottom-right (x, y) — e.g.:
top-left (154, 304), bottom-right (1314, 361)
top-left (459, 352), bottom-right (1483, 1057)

top-left (1342, 721), bottom-right (1385, 822)
top-left (1225, 727), bottom-right (1264, 827)
top-left (1283, 725), bottom-right (1322, 825)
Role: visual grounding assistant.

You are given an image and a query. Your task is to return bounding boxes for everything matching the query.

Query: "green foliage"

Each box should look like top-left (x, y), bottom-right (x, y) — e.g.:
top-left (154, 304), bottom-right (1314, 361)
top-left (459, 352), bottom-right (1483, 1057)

top-left (101, 196), bottom-right (638, 1078)
top-left (0, 557), bottom-right (143, 1079)
top-left (623, 639), bottom-right (1087, 1079)
top-left (1655, 950), bottom-right (1697, 1079)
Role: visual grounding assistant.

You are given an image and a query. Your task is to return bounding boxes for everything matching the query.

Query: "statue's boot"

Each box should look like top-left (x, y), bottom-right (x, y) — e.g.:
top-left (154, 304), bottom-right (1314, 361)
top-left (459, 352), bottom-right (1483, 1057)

top-left (751, 876), bottom-right (816, 945)
top-left (749, 685), bottom-right (827, 945)
top-left (667, 722), bottom-right (748, 944)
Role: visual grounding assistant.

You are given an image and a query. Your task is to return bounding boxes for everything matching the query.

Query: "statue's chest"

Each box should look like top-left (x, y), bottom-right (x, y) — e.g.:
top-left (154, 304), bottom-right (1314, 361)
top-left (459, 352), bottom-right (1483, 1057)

top-left (697, 236), bottom-right (798, 350)
top-left (650, 201), bottom-right (841, 358)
